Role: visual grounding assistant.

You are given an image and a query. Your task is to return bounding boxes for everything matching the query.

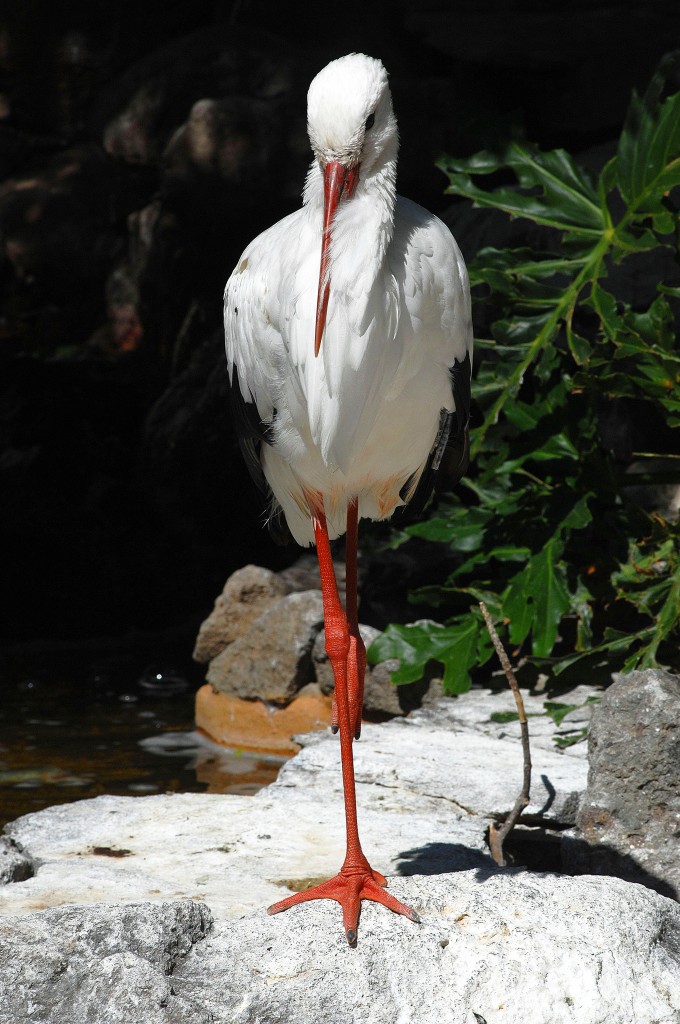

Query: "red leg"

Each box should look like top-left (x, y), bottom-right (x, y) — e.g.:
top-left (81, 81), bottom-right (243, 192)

top-left (267, 500), bottom-right (419, 944)
top-left (345, 497), bottom-right (365, 740)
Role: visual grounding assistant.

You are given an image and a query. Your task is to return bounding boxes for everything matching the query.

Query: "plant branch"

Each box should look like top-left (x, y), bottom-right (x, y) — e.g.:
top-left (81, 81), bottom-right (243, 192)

top-left (480, 602), bottom-right (532, 867)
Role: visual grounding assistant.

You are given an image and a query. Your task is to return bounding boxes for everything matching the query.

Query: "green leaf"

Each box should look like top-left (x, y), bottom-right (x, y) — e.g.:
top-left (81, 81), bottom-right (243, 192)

top-left (589, 283), bottom-right (621, 340)
top-left (616, 53), bottom-right (680, 217)
top-left (406, 507), bottom-right (493, 550)
top-left (554, 728), bottom-right (589, 749)
top-left (490, 711), bottom-right (520, 723)
top-left (613, 227), bottom-right (663, 253)
top-left (440, 142), bottom-right (604, 235)
top-left (503, 538), bottom-right (572, 658)
top-left (367, 618), bottom-right (482, 693)
top-left (543, 701), bottom-right (578, 726)
top-left (560, 494), bottom-right (593, 533)
top-left (566, 322), bottom-right (592, 365)
top-left (472, 247), bottom-right (587, 281)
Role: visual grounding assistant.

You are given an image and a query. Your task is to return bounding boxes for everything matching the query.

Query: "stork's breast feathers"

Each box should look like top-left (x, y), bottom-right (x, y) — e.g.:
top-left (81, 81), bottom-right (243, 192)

top-left (224, 196), bottom-right (472, 486)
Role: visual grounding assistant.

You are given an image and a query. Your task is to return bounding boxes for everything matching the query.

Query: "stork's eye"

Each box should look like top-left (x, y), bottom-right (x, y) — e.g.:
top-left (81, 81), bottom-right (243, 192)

top-left (365, 113), bottom-right (375, 131)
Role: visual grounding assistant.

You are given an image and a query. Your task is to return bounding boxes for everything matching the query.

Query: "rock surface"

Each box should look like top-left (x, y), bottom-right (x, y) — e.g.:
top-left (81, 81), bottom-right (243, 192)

top-left (1, 681), bottom-right (679, 1022)
top-left (414, 684), bottom-right (598, 758)
top-left (0, 686), bottom-right (590, 921)
top-left (0, 900), bottom-right (212, 1024)
top-left (193, 564), bottom-right (290, 663)
top-left (206, 590), bottom-right (324, 703)
top-left (565, 668), bottom-right (680, 900)
top-left (281, 708), bottom-right (586, 825)
top-left (0, 837), bottom-right (33, 885)
top-left (5, 873), bottom-right (676, 1024)
top-left (176, 872), bottom-right (680, 1024)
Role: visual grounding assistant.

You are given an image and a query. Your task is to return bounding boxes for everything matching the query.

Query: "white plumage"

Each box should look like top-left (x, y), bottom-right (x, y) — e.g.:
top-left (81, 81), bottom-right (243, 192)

top-left (224, 53), bottom-right (472, 545)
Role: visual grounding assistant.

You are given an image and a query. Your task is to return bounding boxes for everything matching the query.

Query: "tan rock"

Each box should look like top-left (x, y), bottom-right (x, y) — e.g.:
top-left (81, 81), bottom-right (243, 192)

top-left (206, 590), bottom-right (324, 703)
top-left (195, 683), bottom-right (332, 756)
top-left (193, 565), bottom-right (289, 663)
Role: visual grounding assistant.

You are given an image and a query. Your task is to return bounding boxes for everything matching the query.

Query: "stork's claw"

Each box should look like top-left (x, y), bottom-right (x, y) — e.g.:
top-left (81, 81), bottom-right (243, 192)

top-left (330, 720), bottom-right (360, 739)
top-left (330, 694), bottom-right (362, 739)
top-left (267, 867), bottom-right (420, 944)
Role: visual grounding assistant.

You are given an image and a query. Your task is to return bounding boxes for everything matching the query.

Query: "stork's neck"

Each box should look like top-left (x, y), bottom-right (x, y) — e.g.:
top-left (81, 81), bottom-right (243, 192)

top-left (303, 155), bottom-right (397, 276)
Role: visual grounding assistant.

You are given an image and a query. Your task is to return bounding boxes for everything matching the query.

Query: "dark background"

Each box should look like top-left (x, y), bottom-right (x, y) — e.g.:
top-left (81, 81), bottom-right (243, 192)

top-left (2, 0), bottom-right (679, 653)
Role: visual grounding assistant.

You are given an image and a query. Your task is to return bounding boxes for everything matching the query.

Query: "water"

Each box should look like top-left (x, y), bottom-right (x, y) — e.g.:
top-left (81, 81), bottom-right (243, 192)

top-left (0, 639), bottom-right (285, 830)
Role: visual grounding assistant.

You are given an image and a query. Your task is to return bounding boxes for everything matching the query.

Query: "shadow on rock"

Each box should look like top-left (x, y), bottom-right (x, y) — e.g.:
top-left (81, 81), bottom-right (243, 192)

top-left (562, 833), bottom-right (679, 902)
top-left (395, 841), bottom-right (496, 877)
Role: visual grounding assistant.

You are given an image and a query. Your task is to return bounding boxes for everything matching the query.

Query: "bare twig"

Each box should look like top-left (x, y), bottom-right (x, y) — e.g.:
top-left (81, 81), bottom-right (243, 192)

top-left (479, 601), bottom-right (532, 867)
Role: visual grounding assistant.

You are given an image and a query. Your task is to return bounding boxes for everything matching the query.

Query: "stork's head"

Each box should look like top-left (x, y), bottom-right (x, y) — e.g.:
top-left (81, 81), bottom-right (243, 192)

top-left (306, 54), bottom-right (398, 355)
top-left (307, 53), bottom-right (398, 179)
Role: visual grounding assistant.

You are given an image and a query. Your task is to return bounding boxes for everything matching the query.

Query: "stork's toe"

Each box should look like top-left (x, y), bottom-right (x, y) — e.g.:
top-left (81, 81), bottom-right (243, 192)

top-left (266, 867), bottom-right (419, 943)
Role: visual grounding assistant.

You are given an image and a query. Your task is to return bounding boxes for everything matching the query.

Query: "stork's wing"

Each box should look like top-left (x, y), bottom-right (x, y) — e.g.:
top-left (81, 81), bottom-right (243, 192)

top-left (390, 197), bottom-right (473, 522)
top-left (396, 350), bottom-right (471, 520)
top-left (223, 211), bottom-right (308, 545)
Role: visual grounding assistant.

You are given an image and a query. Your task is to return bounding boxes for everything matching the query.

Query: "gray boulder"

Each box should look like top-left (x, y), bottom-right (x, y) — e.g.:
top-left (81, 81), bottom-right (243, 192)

top-left (1, 875), bottom-right (678, 1024)
top-left (564, 668), bottom-right (680, 899)
top-left (193, 564), bottom-right (290, 663)
top-left (173, 871), bottom-right (680, 1024)
top-left (0, 837), bottom-right (33, 885)
top-left (206, 590), bottom-right (324, 703)
top-left (0, 900), bottom-right (212, 1024)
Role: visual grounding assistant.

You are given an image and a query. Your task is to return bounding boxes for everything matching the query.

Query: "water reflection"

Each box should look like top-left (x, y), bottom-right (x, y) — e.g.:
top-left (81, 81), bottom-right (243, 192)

top-left (138, 664), bottom-right (191, 697)
top-left (139, 730), bottom-right (284, 795)
top-left (0, 646), bottom-right (285, 829)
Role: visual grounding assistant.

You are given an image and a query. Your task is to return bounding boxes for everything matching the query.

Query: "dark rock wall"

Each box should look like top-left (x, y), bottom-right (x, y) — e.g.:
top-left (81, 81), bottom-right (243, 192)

top-left (1, 1), bottom-right (678, 641)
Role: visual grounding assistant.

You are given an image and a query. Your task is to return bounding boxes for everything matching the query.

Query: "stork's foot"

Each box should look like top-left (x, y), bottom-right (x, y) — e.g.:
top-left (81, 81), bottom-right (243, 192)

top-left (267, 867), bottom-right (420, 945)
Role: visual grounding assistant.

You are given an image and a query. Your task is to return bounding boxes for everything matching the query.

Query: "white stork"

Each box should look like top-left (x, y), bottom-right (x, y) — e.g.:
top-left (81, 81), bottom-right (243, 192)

top-left (224, 52), bottom-right (472, 944)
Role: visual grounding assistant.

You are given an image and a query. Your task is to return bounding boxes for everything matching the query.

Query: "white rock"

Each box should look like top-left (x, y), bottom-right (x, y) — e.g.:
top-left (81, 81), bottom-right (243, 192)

top-left (282, 714), bottom-right (587, 823)
top-left (0, 687), bottom-right (589, 922)
top-left (0, 790), bottom-right (487, 922)
top-left (175, 872), bottom-right (680, 1024)
top-left (413, 685), bottom-right (598, 757)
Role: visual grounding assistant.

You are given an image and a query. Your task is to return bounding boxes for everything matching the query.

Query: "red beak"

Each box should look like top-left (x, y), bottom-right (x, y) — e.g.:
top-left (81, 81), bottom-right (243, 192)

top-left (314, 160), bottom-right (359, 357)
